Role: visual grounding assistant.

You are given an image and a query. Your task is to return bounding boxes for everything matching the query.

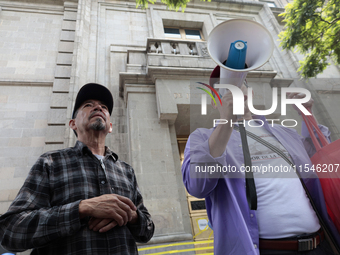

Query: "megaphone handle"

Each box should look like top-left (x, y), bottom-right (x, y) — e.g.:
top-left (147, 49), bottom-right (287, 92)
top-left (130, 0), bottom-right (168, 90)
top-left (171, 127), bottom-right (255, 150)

top-left (220, 70), bottom-right (248, 88)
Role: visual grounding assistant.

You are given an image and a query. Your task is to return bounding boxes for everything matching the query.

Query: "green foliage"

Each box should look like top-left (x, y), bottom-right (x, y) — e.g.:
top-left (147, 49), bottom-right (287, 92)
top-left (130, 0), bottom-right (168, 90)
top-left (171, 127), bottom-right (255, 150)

top-left (279, 0), bottom-right (340, 78)
top-left (136, 0), bottom-right (210, 12)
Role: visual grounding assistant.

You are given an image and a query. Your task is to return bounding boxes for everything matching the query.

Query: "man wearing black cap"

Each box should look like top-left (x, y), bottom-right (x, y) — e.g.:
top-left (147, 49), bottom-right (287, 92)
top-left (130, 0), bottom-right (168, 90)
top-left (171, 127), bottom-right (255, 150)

top-left (0, 83), bottom-right (154, 255)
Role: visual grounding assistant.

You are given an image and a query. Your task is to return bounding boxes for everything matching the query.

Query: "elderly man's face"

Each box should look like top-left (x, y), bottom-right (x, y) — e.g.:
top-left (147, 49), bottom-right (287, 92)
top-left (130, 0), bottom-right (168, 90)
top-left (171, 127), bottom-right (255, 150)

top-left (72, 99), bottom-right (112, 136)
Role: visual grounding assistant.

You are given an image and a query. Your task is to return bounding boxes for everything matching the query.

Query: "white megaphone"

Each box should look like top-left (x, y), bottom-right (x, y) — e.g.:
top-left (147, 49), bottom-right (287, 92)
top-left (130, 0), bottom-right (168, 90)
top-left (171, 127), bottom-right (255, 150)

top-left (208, 19), bottom-right (274, 90)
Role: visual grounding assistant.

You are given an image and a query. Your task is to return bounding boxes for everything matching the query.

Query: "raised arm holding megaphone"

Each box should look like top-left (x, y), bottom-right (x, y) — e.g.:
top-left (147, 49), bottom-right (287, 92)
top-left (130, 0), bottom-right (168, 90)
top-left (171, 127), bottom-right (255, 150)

top-left (207, 19), bottom-right (275, 156)
top-left (207, 19), bottom-right (274, 210)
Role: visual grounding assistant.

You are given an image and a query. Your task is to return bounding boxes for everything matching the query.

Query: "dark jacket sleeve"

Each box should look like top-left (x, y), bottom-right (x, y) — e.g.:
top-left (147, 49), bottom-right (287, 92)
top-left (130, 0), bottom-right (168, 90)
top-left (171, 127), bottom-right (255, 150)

top-left (0, 155), bottom-right (83, 252)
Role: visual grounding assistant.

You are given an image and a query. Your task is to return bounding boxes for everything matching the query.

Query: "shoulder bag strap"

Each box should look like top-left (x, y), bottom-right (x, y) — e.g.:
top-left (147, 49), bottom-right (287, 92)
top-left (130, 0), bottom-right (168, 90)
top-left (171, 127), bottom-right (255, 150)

top-left (238, 123), bottom-right (257, 210)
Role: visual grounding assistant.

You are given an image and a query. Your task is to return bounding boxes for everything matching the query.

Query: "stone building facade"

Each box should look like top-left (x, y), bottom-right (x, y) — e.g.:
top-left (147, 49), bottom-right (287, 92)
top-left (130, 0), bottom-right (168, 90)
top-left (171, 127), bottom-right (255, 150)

top-left (1, 0), bottom-right (340, 254)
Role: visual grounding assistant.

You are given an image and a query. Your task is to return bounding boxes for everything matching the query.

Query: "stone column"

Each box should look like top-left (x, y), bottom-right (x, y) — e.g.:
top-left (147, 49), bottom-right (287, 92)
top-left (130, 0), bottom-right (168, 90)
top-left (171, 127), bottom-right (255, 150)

top-left (126, 85), bottom-right (192, 243)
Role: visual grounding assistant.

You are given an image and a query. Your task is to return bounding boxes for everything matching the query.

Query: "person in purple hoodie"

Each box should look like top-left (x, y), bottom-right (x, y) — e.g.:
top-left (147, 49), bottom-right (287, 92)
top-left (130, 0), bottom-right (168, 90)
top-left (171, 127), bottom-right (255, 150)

top-left (182, 68), bottom-right (340, 255)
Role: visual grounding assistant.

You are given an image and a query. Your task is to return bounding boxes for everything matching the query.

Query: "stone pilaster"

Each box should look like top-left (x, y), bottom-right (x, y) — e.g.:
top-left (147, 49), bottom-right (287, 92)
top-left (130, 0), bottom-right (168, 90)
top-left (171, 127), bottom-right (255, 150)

top-left (44, 1), bottom-right (77, 152)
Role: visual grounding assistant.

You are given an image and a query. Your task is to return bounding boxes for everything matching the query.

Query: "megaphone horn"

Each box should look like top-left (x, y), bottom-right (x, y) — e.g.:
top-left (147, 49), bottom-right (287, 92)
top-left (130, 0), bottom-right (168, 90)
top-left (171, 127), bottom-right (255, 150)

top-left (208, 19), bottom-right (274, 88)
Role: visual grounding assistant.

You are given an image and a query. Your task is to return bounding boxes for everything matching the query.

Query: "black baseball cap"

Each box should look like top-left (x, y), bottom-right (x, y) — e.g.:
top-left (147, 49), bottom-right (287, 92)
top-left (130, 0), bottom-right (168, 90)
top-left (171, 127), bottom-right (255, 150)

top-left (72, 83), bottom-right (114, 119)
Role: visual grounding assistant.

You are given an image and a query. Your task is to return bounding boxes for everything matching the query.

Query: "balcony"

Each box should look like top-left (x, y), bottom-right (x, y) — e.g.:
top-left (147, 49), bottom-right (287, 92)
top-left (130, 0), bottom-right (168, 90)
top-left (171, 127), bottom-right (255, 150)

top-left (145, 38), bottom-right (215, 73)
top-left (120, 38), bottom-right (277, 99)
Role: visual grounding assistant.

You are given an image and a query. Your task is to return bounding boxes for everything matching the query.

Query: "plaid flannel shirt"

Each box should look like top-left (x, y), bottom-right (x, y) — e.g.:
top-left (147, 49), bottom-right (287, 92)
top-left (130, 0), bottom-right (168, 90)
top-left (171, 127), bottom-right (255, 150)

top-left (0, 141), bottom-right (154, 255)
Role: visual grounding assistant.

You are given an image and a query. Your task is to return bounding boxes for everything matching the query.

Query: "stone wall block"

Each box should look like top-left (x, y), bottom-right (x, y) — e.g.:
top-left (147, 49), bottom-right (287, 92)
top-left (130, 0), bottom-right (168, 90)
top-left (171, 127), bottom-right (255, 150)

top-left (60, 30), bottom-right (76, 42)
top-left (0, 190), bottom-right (10, 202)
top-left (55, 65), bottom-right (72, 78)
top-left (57, 53), bottom-right (73, 65)
top-left (155, 81), bottom-right (178, 122)
top-left (53, 78), bottom-right (70, 92)
top-left (0, 167), bottom-right (15, 180)
top-left (45, 126), bottom-right (65, 143)
top-left (47, 109), bottom-right (67, 125)
top-left (51, 93), bottom-right (68, 108)
top-left (58, 41), bottom-right (74, 53)
top-left (62, 20), bottom-right (76, 31)
top-left (64, 11), bottom-right (77, 21)
top-left (0, 201), bottom-right (12, 215)
top-left (31, 137), bottom-right (45, 147)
